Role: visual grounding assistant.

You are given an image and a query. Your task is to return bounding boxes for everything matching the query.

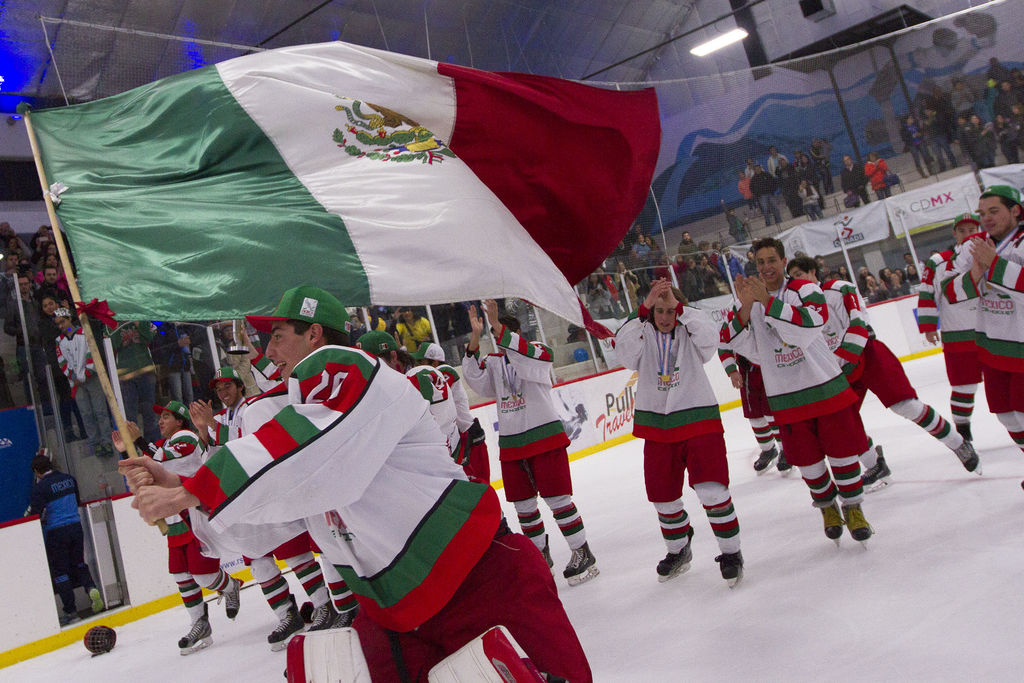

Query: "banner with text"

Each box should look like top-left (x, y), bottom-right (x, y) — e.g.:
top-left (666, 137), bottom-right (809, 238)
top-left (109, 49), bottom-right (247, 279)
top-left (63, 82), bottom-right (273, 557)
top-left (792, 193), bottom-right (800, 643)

top-left (784, 201), bottom-right (891, 257)
top-left (885, 172), bottom-right (981, 236)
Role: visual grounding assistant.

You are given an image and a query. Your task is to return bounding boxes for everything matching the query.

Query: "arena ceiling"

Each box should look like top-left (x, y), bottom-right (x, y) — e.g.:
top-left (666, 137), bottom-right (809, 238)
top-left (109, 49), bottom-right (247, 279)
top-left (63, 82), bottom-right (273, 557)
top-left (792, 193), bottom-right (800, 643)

top-left (0, 0), bottom-right (702, 111)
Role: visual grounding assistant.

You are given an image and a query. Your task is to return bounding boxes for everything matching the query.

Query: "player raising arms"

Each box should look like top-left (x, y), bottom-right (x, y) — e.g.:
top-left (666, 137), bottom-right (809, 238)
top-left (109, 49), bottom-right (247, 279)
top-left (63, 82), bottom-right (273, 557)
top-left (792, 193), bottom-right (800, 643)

top-left (616, 279), bottom-right (743, 585)
top-left (722, 238), bottom-right (873, 546)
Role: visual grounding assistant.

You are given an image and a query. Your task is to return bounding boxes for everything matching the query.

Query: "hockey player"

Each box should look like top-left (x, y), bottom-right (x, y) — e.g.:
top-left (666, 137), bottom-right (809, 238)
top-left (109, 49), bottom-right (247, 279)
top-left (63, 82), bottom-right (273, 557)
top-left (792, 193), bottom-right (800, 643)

top-left (785, 256), bottom-right (979, 489)
top-left (121, 286), bottom-right (592, 682)
top-left (189, 367), bottom-right (341, 650)
top-left (943, 185), bottom-right (1024, 480)
top-left (616, 279), bottom-right (743, 585)
top-left (413, 342), bottom-right (490, 483)
top-left (113, 400), bottom-right (241, 655)
top-left (722, 238), bottom-right (873, 545)
top-left (462, 300), bottom-right (599, 586)
top-left (718, 344), bottom-right (790, 475)
top-left (406, 342), bottom-right (479, 479)
top-left (918, 213), bottom-right (984, 442)
top-left (54, 308), bottom-right (114, 458)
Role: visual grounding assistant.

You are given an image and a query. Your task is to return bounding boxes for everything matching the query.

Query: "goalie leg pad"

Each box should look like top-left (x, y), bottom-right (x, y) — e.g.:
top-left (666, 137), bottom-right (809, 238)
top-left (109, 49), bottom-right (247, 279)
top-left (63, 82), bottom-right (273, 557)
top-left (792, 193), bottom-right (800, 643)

top-left (286, 628), bottom-right (371, 683)
top-left (428, 626), bottom-right (546, 683)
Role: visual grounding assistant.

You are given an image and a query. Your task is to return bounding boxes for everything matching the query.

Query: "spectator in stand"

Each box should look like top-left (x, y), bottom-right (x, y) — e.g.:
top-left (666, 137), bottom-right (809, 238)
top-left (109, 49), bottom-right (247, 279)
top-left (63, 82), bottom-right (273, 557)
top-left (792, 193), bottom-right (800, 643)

top-left (38, 295), bottom-right (84, 440)
top-left (617, 260), bottom-right (641, 311)
top-left (793, 150), bottom-right (824, 209)
top-left (995, 114), bottom-right (1020, 164)
top-left (28, 225), bottom-right (52, 256)
top-left (951, 80), bottom-right (976, 121)
top-left (840, 155), bottom-right (870, 206)
top-left (856, 266), bottom-right (870, 291)
top-left (724, 206), bottom-right (750, 244)
top-left (736, 171), bottom-right (756, 214)
top-left (744, 250), bottom-right (758, 277)
top-left (152, 323), bottom-right (195, 405)
top-left (677, 231), bottom-right (698, 258)
top-left (697, 255), bottom-right (724, 297)
top-left (809, 138), bottom-right (834, 195)
top-left (813, 256), bottom-right (828, 284)
top-left (647, 236), bottom-right (668, 280)
top-left (901, 114), bottom-right (935, 178)
top-left (743, 157), bottom-right (758, 179)
top-left (54, 308), bottom-right (114, 458)
top-left (394, 307), bottom-right (432, 352)
top-left (775, 157), bottom-right (803, 219)
top-left (976, 114), bottom-right (998, 168)
top-left (864, 275), bottom-right (888, 303)
top-left (958, 114), bottom-right (984, 170)
top-left (765, 146), bottom-right (787, 176)
top-left (923, 107), bottom-right (958, 172)
top-left (987, 58), bottom-right (1013, 87)
top-left (750, 164), bottom-right (782, 226)
top-left (837, 265), bottom-right (852, 282)
top-left (994, 80), bottom-right (1019, 120)
top-left (4, 272), bottom-right (47, 406)
top-left (678, 257), bottom-right (703, 302)
top-left (35, 264), bottom-right (71, 308)
top-left (584, 274), bottom-right (614, 319)
top-left (905, 264), bottom-right (920, 285)
top-left (799, 180), bottom-right (823, 221)
top-left (864, 152), bottom-right (892, 201)
top-left (107, 321), bottom-right (161, 442)
top-left (29, 451), bottom-right (105, 626)
top-left (717, 247), bottom-right (743, 284)
top-left (631, 233), bottom-right (652, 277)
top-left (888, 270), bottom-right (910, 298)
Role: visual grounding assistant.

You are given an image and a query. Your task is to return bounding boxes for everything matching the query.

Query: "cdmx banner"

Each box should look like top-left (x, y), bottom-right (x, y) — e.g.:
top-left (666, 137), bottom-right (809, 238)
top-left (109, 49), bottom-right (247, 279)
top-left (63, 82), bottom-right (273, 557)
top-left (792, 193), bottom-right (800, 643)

top-left (885, 172), bottom-right (981, 236)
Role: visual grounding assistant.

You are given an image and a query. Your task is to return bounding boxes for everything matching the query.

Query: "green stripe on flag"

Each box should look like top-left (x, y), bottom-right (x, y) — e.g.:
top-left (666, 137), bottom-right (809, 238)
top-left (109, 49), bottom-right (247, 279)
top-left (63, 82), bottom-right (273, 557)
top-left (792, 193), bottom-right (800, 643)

top-left (30, 66), bottom-right (370, 320)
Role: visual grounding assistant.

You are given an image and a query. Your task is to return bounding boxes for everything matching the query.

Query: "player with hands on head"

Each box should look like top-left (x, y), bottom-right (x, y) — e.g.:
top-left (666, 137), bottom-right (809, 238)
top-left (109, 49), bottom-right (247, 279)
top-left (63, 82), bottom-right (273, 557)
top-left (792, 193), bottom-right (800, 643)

top-left (616, 279), bottom-right (744, 585)
top-left (462, 299), bottom-right (599, 586)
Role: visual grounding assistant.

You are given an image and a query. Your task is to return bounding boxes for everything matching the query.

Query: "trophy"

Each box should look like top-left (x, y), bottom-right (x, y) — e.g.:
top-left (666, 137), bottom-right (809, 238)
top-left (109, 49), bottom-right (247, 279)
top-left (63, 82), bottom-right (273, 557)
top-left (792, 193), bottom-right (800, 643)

top-left (227, 319), bottom-right (251, 355)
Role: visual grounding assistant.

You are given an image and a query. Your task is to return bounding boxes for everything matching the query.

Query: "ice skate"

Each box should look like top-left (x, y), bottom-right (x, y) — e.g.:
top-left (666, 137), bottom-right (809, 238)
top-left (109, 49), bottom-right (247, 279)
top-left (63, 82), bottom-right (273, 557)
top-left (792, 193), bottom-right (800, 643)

top-left (953, 439), bottom-right (981, 475)
top-left (842, 503), bottom-right (872, 547)
top-left (753, 446), bottom-right (778, 475)
top-left (820, 503), bottom-right (844, 546)
top-left (539, 534), bottom-right (554, 572)
top-left (656, 543), bottom-right (693, 583)
top-left (862, 451), bottom-right (892, 493)
top-left (179, 604), bottom-right (212, 655)
top-left (776, 449), bottom-right (793, 475)
top-left (955, 422), bottom-right (972, 443)
top-left (267, 597), bottom-right (304, 651)
top-left (714, 551), bottom-right (744, 588)
top-left (308, 602), bottom-right (357, 632)
top-left (563, 542), bottom-right (599, 586)
top-left (218, 575), bottom-right (241, 620)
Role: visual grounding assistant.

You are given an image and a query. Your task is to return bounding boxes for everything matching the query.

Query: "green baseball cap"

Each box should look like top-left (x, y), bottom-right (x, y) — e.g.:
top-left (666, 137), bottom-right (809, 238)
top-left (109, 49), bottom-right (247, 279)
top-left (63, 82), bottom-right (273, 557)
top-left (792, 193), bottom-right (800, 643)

top-left (209, 366), bottom-right (243, 390)
top-left (953, 212), bottom-right (981, 227)
top-left (153, 400), bottom-right (189, 422)
top-left (247, 285), bottom-right (347, 334)
top-left (980, 184), bottom-right (1023, 209)
top-left (357, 330), bottom-right (397, 356)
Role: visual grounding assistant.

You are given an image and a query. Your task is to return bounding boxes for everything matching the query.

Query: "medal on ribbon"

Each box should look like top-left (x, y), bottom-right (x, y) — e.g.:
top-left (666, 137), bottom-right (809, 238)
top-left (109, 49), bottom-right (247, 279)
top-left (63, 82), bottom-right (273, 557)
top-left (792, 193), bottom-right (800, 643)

top-left (656, 330), bottom-right (672, 383)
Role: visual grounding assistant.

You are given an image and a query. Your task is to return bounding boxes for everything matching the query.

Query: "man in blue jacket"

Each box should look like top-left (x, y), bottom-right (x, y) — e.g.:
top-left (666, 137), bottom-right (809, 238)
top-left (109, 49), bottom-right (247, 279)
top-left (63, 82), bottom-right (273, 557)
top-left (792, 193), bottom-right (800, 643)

top-left (29, 451), bottom-right (104, 625)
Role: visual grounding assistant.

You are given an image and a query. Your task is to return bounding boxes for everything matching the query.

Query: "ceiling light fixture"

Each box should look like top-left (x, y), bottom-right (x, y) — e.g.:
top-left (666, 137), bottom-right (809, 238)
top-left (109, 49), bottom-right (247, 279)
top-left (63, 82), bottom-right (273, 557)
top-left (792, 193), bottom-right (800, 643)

top-left (690, 28), bottom-right (749, 57)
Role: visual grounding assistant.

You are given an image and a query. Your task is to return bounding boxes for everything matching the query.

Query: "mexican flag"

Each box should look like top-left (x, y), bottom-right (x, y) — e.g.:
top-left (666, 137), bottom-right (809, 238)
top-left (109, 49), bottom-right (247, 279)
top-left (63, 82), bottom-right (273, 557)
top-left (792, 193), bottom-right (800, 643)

top-left (29, 40), bottom-right (659, 324)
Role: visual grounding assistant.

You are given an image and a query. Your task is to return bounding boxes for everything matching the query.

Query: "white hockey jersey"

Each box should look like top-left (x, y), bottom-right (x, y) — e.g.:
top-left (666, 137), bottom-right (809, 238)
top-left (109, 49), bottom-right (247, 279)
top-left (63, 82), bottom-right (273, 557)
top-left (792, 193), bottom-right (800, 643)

top-left (615, 302), bottom-right (723, 443)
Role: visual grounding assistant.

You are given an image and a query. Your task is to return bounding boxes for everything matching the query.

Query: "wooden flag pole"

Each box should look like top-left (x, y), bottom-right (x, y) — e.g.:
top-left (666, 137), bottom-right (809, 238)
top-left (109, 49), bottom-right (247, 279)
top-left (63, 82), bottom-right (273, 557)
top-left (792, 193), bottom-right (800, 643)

top-left (22, 111), bottom-right (167, 533)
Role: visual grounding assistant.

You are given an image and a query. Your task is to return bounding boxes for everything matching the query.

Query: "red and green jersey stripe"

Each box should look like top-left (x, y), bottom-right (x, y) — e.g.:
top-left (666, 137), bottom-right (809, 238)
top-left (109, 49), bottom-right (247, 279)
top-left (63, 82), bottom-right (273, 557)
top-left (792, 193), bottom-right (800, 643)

top-left (408, 370), bottom-right (437, 402)
top-left (943, 272), bottom-right (979, 304)
top-left (766, 290), bottom-right (826, 329)
top-left (340, 481), bottom-right (500, 632)
top-left (497, 325), bottom-right (553, 362)
top-left (497, 420), bottom-right (569, 460)
top-left (718, 347), bottom-right (738, 375)
top-left (977, 333), bottom-right (1024, 372)
top-left (916, 289), bottom-right (938, 332)
top-left (767, 373), bottom-right (857, 424)
top-left (633, 405), bottom-right (723, 443)
top-left (988, 255), bottom-right (1024, 293)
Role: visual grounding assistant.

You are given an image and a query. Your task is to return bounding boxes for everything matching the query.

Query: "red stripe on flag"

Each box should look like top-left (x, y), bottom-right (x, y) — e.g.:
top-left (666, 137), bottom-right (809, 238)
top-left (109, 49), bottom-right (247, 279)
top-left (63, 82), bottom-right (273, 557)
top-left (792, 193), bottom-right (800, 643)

top-left (437, 63), bottom-right (660, 285)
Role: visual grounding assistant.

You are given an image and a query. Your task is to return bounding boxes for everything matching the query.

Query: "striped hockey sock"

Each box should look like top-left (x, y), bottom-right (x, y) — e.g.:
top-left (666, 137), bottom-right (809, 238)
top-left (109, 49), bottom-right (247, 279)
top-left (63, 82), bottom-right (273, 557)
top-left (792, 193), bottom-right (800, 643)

top-left (288, 553), bottom-right (328, 607)
top-left (513, 498), bottom-right (546, 549)
top-left (259, 574), bottom-right (293, 618)
top-left (767, 415), bottom-right (781, 443)
top-left (859, 438), bottom-right (878, 470)
top-left (703, 498), bottom-right (741, 554)
top-left (827, 454), bottom-right (864, 505)
top-left (545, 495), bottom-right (586, 549)
top-left (799, 461), bottom-right (838, 508)
top-left (199, 569), bottom-right (230, 593)
top-left (996, 411), bottom-right (1024, 454)
top-left (892, 399), bottom-right (962, 449)
top-left (750, 417), bottom-right (774, 451)
top-left (173, 573), bottom-right (206, 621)
top-left (327, 570), bottom-right (359, 614)
top-left (950, 384), bottom-right (978, 425)
top-left (653, 501), bottom-right (692, 554)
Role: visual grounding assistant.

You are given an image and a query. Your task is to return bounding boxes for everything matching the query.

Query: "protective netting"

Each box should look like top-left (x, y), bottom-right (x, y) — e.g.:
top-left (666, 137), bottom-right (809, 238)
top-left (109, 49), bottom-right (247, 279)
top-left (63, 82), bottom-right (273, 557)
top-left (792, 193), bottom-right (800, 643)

top-left (26, 1), bottom-right (1024, 382)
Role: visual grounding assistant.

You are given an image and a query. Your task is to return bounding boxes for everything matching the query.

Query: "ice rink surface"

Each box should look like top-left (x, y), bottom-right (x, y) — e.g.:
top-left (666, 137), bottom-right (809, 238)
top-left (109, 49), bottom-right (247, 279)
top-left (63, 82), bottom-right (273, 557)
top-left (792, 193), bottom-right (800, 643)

top-left (5, 352), bottom-right (1022, 682)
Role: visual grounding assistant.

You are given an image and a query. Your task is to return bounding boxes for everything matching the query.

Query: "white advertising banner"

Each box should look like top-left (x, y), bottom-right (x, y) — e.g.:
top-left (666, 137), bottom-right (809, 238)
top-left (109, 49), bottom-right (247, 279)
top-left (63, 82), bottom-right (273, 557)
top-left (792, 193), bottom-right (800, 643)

top-left (784, 201), bottom-right (891, 256)
top-left (885, 172), bottom-right (981, 236)
top-left (980, 164), bottom-right (1024, 194)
